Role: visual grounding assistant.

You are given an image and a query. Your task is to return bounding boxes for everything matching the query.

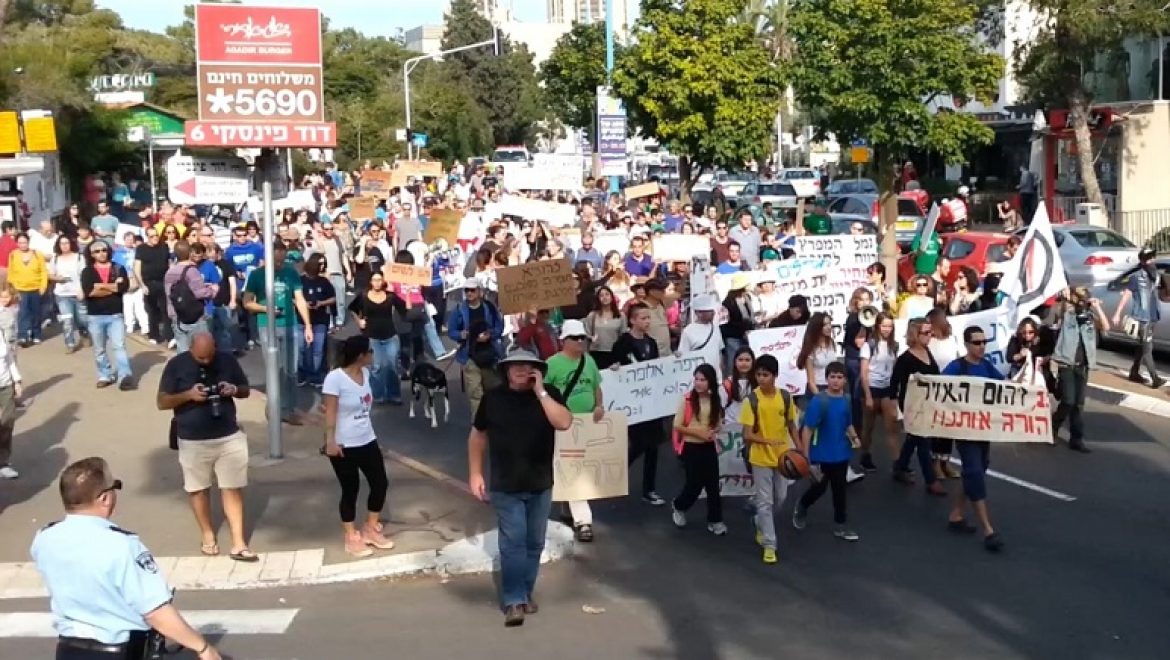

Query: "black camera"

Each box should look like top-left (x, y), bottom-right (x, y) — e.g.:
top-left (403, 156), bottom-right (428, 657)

top-left (199, 369), bottom-right (224, 418)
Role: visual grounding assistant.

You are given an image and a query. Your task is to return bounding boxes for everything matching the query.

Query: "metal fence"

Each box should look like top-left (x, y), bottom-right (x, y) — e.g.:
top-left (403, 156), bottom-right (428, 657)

top-left (1051, 194), bottom-right (1117, 223)
top-left (1113, 208), bottom-right (1170, 251)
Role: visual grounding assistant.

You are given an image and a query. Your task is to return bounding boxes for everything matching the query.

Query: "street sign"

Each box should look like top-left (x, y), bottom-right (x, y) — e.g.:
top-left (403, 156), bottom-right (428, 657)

top-left (411, 132), bottom-right (428, 148)
top-left (850, 146), bottom-right (871, 164)
top-left (0, 113), bottom-right (20, 154)
top-left (166, 155), bottom-right (250, 205)
top-left (395, 128), bottom-right (407, 142)
top-left (189, 4), bottom-right (335, 147)
top-left (596, 86), bottom-right (627, 178)
top-left (851, 138), bottom-right (868, 147)
top-left (20, 111), bottom-right (57, 153)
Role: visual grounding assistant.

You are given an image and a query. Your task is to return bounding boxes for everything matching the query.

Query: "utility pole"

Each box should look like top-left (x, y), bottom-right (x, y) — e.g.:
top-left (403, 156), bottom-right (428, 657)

top-left (605, 0), bottom-right (619, 193)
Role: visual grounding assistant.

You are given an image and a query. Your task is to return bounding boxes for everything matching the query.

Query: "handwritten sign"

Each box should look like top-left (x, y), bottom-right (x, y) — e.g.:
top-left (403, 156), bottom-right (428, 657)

top-left (714, 260), bottom-right (868, 341)
top-left (397, 160), bottom-right (444, 178)
top-left (382, 263), bottom-right (432, 287)
top-left (495, 257), bottom-right (577, 314)
top-left (552, 413), bottom-right (630, 502)
top-left (424, 209), bottom-right (462, 247)
top-left (360, 170), bottom-right (392, 198)
top-left (904, 374), bottom-right (1053, 443)
top-left (794, 235), bottom-right (877, 268)
top-left (624, 182), bottom-right (660, 199)
top-left (592, 229), bottom-right (629, 258)
top-left (652, 234), bottom-right (710, 262)
top-left (600, 353), bottom-right (705, 425)
top-left (715, 422), bottom-right (753, 496)
top-left (745, 326), bottom-right (808, 395)
top-left (348, 197), bottom-right (378, 220)
top-left (497, 194), bottom-right (577, 227)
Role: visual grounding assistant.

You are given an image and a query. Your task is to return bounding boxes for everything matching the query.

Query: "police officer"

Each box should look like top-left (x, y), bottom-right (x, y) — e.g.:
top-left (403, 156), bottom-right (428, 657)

top-left (31, 457), bottom-right (222, 660)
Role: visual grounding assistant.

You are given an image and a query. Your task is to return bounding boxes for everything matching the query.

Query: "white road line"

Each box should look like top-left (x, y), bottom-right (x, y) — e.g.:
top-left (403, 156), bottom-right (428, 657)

top-left (947, 458), bottom-right (1077, 502)
top-left (0, 609), bottom-right (300, 638)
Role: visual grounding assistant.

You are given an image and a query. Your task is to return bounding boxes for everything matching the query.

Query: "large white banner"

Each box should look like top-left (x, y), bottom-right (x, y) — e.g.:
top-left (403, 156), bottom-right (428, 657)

top-left (904, 374), bottom-right (1054, 444)
top-left (894, 307), bottom-right (1011, 376)
top-left (497, 194), bottom-right (578, 227)
top-left (793, 234), bottom-right (878, 268)
top-left (601, 353), bottom-right (705, 424)
top-left (652, 234), bottom-right (710, 262)
top-left (504, 166), bottom-right (583, 193)
top-left (593, 229), bottom-right (629, 259)
top-left (745, 326), bottom-right (808, 395)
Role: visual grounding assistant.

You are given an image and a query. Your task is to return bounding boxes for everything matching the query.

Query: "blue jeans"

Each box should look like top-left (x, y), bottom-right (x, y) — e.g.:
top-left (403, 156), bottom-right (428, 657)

top-left (956, 440), bottom-right (991, 502)
top-left (261, 324), bottom-right (301, 415)
top-left (894, 433), bottom-right (936, 485)
top-left (491, 489), bottom-right (552, 608)
top-left (369, 336), bottom-right (401, 403)
top-left (16, 290), bottom-right (42, 341)
top-left (172, 316), bottom-right (209, 354)
top-left (328, 274), bottom-right (347, 327)
top-left (209, 306), bottom-right (235, 353)
top-left (723, 337), bottom-right (745, 375)
top-left (56, 296), bottom-right (89, 348)
top-left (299, 323), bottom-right (328, 385)
top-left (86, 314), bottom-right (132, 382)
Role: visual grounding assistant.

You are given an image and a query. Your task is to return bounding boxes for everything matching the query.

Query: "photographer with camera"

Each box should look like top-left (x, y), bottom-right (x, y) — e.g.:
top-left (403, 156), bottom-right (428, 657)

top-left (157, 332), bottom-right (259, 562)
top-left (1051, 287), bottom-right (1110, 453)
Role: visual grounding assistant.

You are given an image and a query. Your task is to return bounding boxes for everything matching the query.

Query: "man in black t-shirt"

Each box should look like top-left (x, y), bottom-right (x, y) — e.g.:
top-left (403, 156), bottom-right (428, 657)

top-left (134, 226), bottom-right (172, 343)
top-left (157, 332), bottom-right (259, 562)
top-left (467, 349), bottom-right (572, 627)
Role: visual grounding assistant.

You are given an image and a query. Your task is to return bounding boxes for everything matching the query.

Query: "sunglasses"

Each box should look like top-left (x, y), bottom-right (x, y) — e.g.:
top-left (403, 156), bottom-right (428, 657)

top-left (101, 479), bottom-right (123, 495)
top-left (565, 335), bottom-right (588, 342)
top-left (968, 339), bottom-right (988, 346)
top-left (90, 248), bottom-right (108, 254)
top-left (915, 282), bottom-right (930, 289)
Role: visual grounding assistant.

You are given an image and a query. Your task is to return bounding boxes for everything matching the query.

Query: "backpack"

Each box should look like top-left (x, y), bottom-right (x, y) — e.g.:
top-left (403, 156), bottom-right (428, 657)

top-left (743, 388), bottom-right (793, 437)
top-left (169, 265), bottom-right (205, 325)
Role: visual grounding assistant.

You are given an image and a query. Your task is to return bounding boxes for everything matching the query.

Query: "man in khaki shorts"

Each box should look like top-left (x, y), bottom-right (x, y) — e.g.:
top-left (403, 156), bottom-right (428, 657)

top-left (156, 332), bottom-right (259, 562)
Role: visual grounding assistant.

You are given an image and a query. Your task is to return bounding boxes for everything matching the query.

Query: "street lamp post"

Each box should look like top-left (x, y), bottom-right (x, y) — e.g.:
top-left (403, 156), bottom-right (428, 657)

top-left (605, 0), bottom-right (619, 193)
top-left (403, 27), bottom-right (501, 160)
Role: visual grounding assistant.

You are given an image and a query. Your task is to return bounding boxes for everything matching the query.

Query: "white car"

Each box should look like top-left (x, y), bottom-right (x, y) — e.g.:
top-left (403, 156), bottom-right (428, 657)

top-left (778, 168), bottom-right (822, 199)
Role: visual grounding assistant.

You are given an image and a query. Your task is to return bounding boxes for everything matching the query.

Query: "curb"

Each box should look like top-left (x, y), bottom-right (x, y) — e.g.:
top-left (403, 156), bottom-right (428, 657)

top-left (1086, 380), bottom-right (1170, 419)
top-left (0, 523), bottom-right (577, 600)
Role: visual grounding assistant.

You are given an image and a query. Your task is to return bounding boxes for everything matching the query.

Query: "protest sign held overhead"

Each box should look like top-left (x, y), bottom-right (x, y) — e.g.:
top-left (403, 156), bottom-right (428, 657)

top-left (381, 263), bottom-right (432, 287)
top-left (745, 326), bottom-right (808, 395)
top-left (496, 258), bottom-right (577, 314)
top-left (904, 374), bottom-right (1054, 444)
top-left (504, 167), bottom-right (582, 192)
top-left (424, 209), bottom-right (462, 246)
top-left (359, 170), bottom-right (392, 198)
top-left (601, 353), bottom-right (705, 425)
top-left (396, 160), bottom-right (443, 178)
top-left (552, 413), bottom-right (630, 502)
top-left (497, 194), bottom-right (577, 226)
top-left (624, 182), bottom-right (660, 199)
top-left (793, 235), bottom-right (878, 268)
top-left (652, 234), bottom-right (710, 262)
top-left (347, 197), bottom-right (377, 220)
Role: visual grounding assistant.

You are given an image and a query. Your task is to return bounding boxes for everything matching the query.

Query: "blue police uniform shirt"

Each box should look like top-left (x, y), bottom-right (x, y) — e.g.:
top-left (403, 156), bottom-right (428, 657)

top-left (31, 515), bottom-right (172, 644)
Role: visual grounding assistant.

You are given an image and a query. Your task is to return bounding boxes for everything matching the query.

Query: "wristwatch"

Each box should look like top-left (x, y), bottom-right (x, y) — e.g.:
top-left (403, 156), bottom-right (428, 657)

top-left (538, 390), bottom-right (550, 399)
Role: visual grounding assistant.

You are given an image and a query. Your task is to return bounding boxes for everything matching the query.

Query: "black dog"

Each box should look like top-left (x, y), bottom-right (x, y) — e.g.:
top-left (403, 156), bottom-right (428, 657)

top-left (408, 361), bottom-right (449, 427)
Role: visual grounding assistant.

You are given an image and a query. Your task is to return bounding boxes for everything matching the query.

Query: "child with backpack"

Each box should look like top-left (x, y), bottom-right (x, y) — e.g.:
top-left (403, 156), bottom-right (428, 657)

top-left (670, 363), bottom-right (727, 535)
top-left (793, 361), bottom-right (861, 542)
top-left (739, 354), bottom-right (799, 564)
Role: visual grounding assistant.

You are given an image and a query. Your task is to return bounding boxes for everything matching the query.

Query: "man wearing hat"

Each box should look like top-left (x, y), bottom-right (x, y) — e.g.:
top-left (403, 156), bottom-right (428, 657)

top-left (468, 348), bottom-right (572, 627)
top-left (447, 278), bottom-right (505, 419)
top-left (678, 294), bottom-right (725, 377)
top-left (1112, 246), bottom-right (1165, 388)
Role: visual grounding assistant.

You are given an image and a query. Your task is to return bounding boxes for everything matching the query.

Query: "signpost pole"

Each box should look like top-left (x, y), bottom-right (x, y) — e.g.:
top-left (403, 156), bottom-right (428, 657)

top-left (403, 62), bottom-right (413, 161)
top-left (262, 181), bottom-right (282, 458)
top-left (605, 0), bottom-right (619, 193)
top-left (147, 133), bottom-right (157, 211)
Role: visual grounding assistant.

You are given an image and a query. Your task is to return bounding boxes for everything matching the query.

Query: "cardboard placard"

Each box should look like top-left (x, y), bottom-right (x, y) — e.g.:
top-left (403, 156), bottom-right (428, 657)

top-left (389, 169), bottom-right (412, 189)
top-left (495, 258), bottom-right (576, 314)
top-left (552, 413), bottom-right (630, 502)
top-left (348, 197), bottom-right (378, 220)
top-left (624, 182), bottom-right (660, 199)
top-left (360, 170), bottom-right (392, 198)
top-left (652, 234), bottom-right (710, 262)
top-left (381, 263), bottom-right (432, 287)
top-left (424, 209), bottom-right (462, 247)
top-left (397, 160), bottom-right (444, 178)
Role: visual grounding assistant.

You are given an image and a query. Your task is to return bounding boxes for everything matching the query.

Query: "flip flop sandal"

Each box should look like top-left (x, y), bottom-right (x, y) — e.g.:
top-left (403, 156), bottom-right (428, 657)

top-left (229, 548), bottom-right (260, 562)
top-left (200, 543), bottom-right (220, 556)
top-left (575, 525), bottom-right (594, 542)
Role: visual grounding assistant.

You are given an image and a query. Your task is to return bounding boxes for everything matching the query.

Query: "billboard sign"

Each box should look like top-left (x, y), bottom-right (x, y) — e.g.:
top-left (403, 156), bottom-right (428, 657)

top-left (596, 86), bottom-right (627, 178)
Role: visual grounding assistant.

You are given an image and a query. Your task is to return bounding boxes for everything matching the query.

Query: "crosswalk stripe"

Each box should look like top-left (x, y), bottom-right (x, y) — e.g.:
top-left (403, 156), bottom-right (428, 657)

top-left (0, 609), bottom-right (300, 638)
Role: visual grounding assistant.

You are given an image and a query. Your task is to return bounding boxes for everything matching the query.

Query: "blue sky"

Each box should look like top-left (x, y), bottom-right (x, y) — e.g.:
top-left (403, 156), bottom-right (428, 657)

top-left (97, 1), bottom-right (571, 35)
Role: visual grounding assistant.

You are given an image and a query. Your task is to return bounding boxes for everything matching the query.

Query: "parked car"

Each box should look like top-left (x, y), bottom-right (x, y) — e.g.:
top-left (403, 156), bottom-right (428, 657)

top-left (714, 170), bottom-right (756, 203)
top-left (1015, 224), bottom-right (1139, 288)
top-left (898, 231), bottom-right (1012, 289)
top-left (826, 178), bottom-right (879, 200)
top-left (777, 168), bottom-right (822, 198)
top-left (736, 180), bottom-right (800, 211)
top-left (1095, 258), bottom-right (1170, 351)
top-left (831, 218), bottom-right (877, 235)
top-left (827, 193), bottom-right (926, 244)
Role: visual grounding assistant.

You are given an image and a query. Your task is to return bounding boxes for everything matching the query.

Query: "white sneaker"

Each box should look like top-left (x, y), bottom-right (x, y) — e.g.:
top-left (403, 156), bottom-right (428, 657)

top-left (167, 339), bottom-right (177, 349)
top-left (438, 349), bottom-right (457, 361)
top-left (0, 465), bottom-right (19, 479)
top-left (846, 466), bottom-right (865, 484)
top-left (707, 522), bottom-right (728, 536)
top-left (671, 506), bottom-right (687, 528)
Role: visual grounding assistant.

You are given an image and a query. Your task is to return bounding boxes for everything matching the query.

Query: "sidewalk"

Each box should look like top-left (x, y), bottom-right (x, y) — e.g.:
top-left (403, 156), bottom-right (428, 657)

top-left (0, 337), bottom-right (573, 599)
top-left (1087, 370), bottom-right (1170, 418)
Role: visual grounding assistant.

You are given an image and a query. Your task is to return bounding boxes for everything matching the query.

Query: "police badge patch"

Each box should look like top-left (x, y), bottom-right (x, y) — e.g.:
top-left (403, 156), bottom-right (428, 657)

top-left (136, 551), bottom-right (158, 573)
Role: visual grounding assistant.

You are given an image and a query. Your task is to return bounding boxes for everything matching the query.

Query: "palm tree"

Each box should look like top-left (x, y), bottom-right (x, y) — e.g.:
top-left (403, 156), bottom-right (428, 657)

top-left (740, 0), bottom-right (794, 64)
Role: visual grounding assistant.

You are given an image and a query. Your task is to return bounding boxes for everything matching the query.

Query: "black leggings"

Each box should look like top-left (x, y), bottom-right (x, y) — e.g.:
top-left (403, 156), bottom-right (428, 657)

top-left (799, 461), bottom-right (849, 524)
top-left (327, 440), bottom-right (389, 523)
top-left (673, 442), bottom-right (723, 522)
top-left (628, 421), bottom-right (662, 495)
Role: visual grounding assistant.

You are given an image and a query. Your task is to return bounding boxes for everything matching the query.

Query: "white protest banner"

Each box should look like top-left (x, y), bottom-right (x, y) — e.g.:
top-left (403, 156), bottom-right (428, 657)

top-left (505, 166), bottom-right (583, 192)
top-left (593, 229), bottom-right (629, 259)
top-left (601, 353), bottom-right (705, 425)
top-left (919, 202), bottom-right (940, 242)
top-left (532, 153), bottom-right (585, 177)
top-left (904, 374), bottom-right (1054, 444)
top-left (552, 412), bottom-right (630, 502)
top-left (746, 326), bottom-right (808, 395)
top-left (497, 194), bottom-right (577, 227)
top-left (793, 234), bottom-right (878, 268)
top-left (996, 203), bottom-right (1067, 326)
top-left (715, 422), bottom-right (754, 496)
top-left (557, 227), bottom-right (582, 252)
top-left (893, 307), bottom-right (1011, 377)
top-left (652, 234), bottom-right (710, 262)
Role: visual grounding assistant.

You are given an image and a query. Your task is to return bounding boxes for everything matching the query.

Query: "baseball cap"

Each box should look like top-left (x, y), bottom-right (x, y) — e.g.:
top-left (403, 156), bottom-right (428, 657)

top-left (692, 295), bottom-right (718, 312)
top-left (463, 279), bottom-right (481, 290)
top-left (1139, 247), bottom-right (1156, 261)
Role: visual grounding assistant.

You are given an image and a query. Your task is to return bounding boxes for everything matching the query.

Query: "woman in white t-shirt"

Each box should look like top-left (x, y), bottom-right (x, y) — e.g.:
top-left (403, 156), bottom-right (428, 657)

top-left (323, 335), bottom-right (396, 557)
top-left (48, 235), bottom-right (88, 353)
top-left (797, 312), bottom-right (840, 401)
top-left (859, 312), bottom-right (900, 470)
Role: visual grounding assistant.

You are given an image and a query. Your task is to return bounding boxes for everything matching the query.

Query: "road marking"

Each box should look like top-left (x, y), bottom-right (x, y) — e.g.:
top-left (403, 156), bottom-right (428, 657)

top-left (0, 609), bottom-right (300, 638)
top-left (947, 458), bottom-right (1077, 502)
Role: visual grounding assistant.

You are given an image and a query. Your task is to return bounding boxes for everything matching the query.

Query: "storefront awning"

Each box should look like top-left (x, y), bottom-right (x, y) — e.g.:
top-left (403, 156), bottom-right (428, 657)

top-left (0, 156), bottom-right (45, 178)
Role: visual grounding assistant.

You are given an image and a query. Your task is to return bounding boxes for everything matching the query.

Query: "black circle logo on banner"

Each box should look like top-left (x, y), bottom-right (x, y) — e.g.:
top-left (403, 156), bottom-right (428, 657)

top-left (1014, 233), bottom-right (1055, 309)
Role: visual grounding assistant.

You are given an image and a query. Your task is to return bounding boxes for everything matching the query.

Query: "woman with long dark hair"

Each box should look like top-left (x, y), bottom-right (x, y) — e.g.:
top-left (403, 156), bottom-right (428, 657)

top-left (721, 275), bottom-right (755, 374)
top-left (347, 271), bottom-right (405, 405)
top-left (49, 234), bottom-right (88, 353)
top-left (1006, 316), bottom-right (1054, 387)
top-left (859, 312), bottom-right (900, 472)
top-left (670, 363), bottom-right (727, 534)
top-left (8, 233), bottom-right (47, 346)
top-left (323, 334), bottom-right (395, 557)
top-left (796, 312), bottom-right (838, 400)
top-left (584, 285), bottom-right (623, 368)
top-left (299, 253), bottom-right (336, 387)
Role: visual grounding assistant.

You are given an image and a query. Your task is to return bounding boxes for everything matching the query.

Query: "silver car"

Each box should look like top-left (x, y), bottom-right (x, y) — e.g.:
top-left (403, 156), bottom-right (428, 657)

top-left (715, 170), bottom-right (756, 202)
top-left (736, 180), bottom-right (799, 210)
top-left (1016, 225), bottom-right (1139, 288)
top-left (827, 193), bottom-right (925, 244)
top-left (1093, 258), bottom-right (1170, 350)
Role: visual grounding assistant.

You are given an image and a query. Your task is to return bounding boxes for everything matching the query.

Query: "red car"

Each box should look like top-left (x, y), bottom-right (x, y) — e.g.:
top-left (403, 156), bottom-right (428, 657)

top-left (898, 231), bottom-right (1012, 289)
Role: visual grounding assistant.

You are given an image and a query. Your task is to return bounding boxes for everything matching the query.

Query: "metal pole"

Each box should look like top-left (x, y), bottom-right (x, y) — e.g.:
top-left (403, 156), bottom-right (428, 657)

top-left (147, 136), bottom-right (157, 210)
top-left (403, 63), bottom-right (413, 160)
top-left (605, 0), bottom-right (619, 193)
top-left (1160, 34), bottom-right (1165, 102)
top-left (776, 112), bottom-right (783, 169)
top-left (262, 181), bottom-right (282, 458)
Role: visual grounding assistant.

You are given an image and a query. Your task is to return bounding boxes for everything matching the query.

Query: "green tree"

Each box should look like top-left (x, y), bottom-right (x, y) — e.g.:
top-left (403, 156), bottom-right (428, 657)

top-left (1015, 2), bottom-right (1169, 206)
top-left (614, 0), bottom-right (784, 199)
top-left (440, 0), bottom-right (543, 146)
top-left (412, 65), bottom-right (493, 163)
top-left (540, 22), bottom-right (616, 141)
top-left (786, 0), bottom-right (1001, 277)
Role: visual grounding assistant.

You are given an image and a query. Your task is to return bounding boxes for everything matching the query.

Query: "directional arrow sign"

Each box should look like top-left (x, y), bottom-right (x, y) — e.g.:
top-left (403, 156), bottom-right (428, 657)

top-left (166, 155), bottom-right (249, 205)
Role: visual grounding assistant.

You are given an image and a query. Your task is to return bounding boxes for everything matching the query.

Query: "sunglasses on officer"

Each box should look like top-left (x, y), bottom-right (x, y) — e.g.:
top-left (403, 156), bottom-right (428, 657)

top-left (101, 479), bottom-right (123, 495)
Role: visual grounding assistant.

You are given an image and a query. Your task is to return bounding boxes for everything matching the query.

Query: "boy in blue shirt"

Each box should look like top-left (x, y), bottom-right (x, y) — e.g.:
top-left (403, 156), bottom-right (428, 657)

top-left (793, 361), bottom-right (860, 542)
top-left (942, 325), bottom-right (1006, 553)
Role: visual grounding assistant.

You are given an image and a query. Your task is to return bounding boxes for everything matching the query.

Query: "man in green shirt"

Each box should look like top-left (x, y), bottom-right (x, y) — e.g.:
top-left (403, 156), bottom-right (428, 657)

top-left (910, 229), bottom-right (942, 275)
top-left (802, 204), bottom-right (832, 235)
top-left (544, 319), bottom-right (605, 543)
top-left (243, 241), bottom-right (313, 425)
